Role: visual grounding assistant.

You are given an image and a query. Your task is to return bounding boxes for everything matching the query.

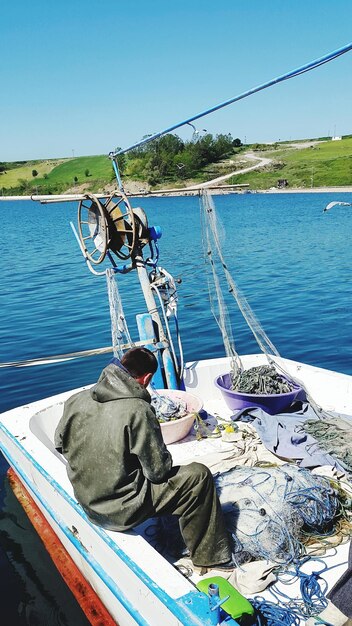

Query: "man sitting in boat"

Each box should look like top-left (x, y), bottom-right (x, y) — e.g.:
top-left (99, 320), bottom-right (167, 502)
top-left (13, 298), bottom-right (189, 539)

top-left (54, 347), bottom-right (234, 572)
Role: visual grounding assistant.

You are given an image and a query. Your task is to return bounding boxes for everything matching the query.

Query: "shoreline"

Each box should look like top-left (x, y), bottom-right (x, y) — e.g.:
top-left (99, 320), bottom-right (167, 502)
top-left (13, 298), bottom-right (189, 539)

top-left (1, 185), bottom-right (352, 202)
top-left (133, 185), bottom-right (352, 197)
top-left (257, 186), bottom-right (352, 194)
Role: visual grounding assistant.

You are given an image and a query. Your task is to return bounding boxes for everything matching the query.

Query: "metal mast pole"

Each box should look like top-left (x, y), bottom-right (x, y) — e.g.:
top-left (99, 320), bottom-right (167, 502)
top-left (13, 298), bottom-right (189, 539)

top-left (134, 249), bottom-right (178, 389)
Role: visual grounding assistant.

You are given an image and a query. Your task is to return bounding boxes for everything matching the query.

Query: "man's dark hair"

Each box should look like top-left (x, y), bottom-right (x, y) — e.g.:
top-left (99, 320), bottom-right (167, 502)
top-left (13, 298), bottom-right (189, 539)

top-left (121, 347), bottom-right (158, 378)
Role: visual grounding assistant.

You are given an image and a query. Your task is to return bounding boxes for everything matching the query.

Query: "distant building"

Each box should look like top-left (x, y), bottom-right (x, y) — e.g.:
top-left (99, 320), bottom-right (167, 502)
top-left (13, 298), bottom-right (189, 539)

top-left (332, 136), bottom-right (342, 141)
top-left (277, 179), bottom-right (288, 188)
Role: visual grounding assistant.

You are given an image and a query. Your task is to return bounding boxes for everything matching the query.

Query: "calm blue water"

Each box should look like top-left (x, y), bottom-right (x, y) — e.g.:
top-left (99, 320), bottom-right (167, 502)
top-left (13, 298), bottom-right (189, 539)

top-left (0, 192), bottom-right (351, 622)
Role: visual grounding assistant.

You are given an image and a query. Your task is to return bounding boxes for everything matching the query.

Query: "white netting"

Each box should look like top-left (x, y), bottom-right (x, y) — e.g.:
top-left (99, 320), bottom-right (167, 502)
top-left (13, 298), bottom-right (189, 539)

top-left (199, 191), bottom-right (338, 417)
top-left (215, 464), bottom-right (339, 565)
top-left (106, 268), bottom-right (134, 358)
top-left (200, 190), bottom-right (280, 365)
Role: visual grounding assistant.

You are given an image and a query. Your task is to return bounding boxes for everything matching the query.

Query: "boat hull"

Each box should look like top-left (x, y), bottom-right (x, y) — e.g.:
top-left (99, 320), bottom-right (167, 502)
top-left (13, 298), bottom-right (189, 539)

top-left (8, 467), bottom-right (116, 625)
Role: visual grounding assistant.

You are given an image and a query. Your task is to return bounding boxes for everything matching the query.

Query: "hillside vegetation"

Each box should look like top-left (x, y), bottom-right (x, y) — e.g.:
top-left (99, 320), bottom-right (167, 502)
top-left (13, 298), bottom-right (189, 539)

top-left (1, 134), bottom-right (351, 195)
top-left (0, 133), bottom-right (239, 195)
top-left (228, 136), bottom-right (352, 189)
top-left (0, 155), bottom-right (114, 195)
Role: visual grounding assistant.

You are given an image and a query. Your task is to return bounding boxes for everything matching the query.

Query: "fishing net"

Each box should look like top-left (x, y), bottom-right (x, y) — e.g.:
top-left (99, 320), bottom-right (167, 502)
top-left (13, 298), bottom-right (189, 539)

top-left (214, 464), bottom-right (339, 565)
top-left (106, 268), bottom-right (134, 358)
top-left (304, 416), bottom-right (352, 476)
top-left (200, 190), bottom-right (281, 371)
top-left (200, 192), bottom-right (239, 372)
top-left (150, 391), bottom-right (187, 421)
top-left (200, 190), bottom-right (342, 421)
top-left (231, 365), bottom-right (295, 394)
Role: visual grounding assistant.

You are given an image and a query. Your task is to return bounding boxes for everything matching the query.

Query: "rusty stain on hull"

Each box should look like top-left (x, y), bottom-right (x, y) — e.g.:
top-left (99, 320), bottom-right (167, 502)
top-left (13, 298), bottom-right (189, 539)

top-left (7, 468), bottom-right (117, 626)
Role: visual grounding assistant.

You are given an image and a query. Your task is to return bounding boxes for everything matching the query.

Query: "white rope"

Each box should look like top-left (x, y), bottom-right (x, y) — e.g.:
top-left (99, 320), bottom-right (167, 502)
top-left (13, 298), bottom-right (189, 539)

top-left (0, 346), bottom-right (114, 368)
top-left (0, 341), bottom-right (148, 368)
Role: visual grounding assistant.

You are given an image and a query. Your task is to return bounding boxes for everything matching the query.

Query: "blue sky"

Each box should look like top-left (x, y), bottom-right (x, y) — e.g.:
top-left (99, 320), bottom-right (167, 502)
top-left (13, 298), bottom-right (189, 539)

top-left (1, 0), bottom-right (352, 161)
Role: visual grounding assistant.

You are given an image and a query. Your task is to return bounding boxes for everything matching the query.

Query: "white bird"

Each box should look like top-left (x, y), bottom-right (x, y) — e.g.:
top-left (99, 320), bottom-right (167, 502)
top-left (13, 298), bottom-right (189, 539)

top-left (323, 201), bottom-right (352, 212)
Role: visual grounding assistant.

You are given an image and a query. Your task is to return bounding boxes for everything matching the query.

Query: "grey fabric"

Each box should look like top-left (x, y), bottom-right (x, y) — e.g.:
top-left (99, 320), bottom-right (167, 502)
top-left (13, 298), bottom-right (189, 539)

top-left (228, 560), bottom-right (277, 594)
top-left (231, 403), bottom-right (348, 472)
top-left (328, 541), bottom-right (352, 617)
top-left (55, 362), bottom-right (232, 566)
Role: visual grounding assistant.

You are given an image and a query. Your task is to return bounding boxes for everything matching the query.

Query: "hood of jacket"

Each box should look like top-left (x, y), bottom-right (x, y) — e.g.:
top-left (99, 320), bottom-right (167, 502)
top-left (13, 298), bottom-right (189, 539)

top-left (90, 363), bottom-right (151, 404)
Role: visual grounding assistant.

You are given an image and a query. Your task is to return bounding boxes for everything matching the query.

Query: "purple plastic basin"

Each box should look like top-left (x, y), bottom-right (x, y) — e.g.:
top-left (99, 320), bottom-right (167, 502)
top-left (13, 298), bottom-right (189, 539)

top-left (215, 372), bottom-right (302, 415)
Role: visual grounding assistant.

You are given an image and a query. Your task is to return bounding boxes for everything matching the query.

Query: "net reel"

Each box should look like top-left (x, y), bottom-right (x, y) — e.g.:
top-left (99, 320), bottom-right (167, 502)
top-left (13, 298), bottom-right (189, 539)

top-left (77, 192), bottom-right (149, 264)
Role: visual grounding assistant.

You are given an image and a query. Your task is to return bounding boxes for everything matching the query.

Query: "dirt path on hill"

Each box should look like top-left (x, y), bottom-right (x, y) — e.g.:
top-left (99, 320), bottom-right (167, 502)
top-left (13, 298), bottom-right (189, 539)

top-left (185, 153), bottom-right (273, 189)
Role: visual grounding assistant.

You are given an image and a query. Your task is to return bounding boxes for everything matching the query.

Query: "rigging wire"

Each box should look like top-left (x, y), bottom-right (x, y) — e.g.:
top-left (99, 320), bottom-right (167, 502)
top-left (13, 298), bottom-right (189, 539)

top-left (112, 42), bottom-right (352, 156)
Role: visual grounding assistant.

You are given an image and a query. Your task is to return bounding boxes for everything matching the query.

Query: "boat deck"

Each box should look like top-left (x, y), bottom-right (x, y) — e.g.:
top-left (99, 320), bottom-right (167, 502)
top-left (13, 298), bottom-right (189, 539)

top-left (1, 354), bottom-right (352, 624)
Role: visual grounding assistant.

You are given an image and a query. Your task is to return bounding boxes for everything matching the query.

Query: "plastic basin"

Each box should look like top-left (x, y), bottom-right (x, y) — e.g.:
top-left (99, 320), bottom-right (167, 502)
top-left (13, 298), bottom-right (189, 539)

top-left (154, 389), bottom-right (203, 445)
top-left (214, 373), bottom-right (302, 415)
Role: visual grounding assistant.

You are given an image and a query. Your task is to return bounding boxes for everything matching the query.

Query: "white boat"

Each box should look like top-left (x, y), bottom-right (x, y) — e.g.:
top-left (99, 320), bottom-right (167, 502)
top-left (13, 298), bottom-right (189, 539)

top-left (1, 352), bottom-right (352, 625)
top-left (1, 183), bottom-right (351, 626)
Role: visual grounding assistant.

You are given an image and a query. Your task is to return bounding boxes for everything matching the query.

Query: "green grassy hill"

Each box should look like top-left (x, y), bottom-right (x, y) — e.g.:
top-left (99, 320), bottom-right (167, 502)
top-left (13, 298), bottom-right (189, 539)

top-left (1, 135), bottom-right (352, 195)
top-left (0, 155), bottom-right (113, 195)
top-left (228, 137), bottom-right (352, 189)
top-left (47, 155), bottom-right (113, 185)
top-left (0, 160), bottom-right (59, 187)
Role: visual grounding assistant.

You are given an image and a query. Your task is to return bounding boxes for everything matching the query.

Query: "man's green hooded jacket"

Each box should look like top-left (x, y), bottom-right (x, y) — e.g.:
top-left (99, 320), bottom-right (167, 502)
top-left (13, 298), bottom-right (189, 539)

top-left (54, 363), bottom-right (173, 530)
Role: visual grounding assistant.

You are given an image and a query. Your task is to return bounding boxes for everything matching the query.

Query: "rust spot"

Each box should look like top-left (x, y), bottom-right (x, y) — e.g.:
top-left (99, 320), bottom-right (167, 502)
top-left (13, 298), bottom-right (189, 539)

top-left (7, 468), bottom-right (118, 626)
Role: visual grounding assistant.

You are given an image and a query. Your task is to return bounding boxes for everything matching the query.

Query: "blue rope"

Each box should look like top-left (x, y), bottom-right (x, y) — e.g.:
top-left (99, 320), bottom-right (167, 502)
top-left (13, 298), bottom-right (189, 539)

top-left (251, 597), bottom-right (300, 626)
top-left (268, 557), bottom-right (349, 619)
top-left (113, 42), bottom-right (352, 156)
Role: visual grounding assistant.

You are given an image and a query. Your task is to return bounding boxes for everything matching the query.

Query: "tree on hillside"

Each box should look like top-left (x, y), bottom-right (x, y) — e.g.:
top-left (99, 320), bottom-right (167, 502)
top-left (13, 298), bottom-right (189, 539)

top-left (74, 176), bottom-right (78, 183)
top-left (156, 134), bottom-right (184, 156)
top-left (187, 134), bottom-right (216, 169)
top-left (127, 131), bottom-right (242, 185)
top-left (32, 169), bottom-right (38, 177)
top-left (146, 134), bottom-right (185, 182)
top-left (85, 169), bottom-right (90, 177)
top-left (212, 134), bottom-right (236, 159)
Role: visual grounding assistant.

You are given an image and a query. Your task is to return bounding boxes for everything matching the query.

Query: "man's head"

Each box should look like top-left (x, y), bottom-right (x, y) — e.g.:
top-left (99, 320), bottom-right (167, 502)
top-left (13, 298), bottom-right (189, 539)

top-left (121, 347), bottom-right (158, 387)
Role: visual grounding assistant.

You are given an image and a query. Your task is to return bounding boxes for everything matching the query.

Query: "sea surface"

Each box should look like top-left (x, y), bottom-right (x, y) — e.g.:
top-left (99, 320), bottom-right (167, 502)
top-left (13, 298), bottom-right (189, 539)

top-left (0, 192), bottom-right (351, 623)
